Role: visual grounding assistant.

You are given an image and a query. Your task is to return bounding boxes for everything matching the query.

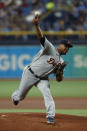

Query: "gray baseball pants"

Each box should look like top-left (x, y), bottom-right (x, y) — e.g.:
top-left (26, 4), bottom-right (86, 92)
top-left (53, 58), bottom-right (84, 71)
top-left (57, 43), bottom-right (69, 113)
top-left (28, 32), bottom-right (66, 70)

top-left (11, 66), bottom-right (55, 118)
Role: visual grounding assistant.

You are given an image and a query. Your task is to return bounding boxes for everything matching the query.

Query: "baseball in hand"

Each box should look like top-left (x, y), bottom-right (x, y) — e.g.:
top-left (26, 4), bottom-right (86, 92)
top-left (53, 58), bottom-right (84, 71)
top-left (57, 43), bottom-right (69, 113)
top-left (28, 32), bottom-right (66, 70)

top-left (35, 11), bottom-right (40, 16)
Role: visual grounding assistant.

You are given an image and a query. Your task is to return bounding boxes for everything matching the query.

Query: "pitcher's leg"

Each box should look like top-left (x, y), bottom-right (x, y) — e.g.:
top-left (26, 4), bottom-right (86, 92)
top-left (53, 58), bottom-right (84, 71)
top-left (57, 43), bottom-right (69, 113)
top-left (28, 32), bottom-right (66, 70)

top-left (11, 66), bottom-right (39, 105)
top-left (36, 80), bottom-right (55, 118)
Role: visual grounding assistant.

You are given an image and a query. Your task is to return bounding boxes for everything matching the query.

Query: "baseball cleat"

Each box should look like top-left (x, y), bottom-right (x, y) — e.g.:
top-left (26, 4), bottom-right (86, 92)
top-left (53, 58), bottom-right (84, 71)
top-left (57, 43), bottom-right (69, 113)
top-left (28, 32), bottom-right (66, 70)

top-left (47, 117), bottom-right (55, 124)
top-left (12, 99), bottom-right (19, 106)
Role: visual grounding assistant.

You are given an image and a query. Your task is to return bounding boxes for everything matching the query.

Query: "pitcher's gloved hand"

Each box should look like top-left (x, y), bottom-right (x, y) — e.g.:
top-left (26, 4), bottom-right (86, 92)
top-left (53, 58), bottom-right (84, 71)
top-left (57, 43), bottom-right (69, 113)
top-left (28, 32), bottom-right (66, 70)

top-left (56, 70), bottom-right (63, 82)
top-left (55, 61), bottom-right (68, 82)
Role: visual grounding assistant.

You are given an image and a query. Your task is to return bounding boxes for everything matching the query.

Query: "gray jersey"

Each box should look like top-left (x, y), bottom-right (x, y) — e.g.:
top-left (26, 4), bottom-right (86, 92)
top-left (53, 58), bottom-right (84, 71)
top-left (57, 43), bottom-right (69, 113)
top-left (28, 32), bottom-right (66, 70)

top-left (30, 37), bottom-right (64, 77)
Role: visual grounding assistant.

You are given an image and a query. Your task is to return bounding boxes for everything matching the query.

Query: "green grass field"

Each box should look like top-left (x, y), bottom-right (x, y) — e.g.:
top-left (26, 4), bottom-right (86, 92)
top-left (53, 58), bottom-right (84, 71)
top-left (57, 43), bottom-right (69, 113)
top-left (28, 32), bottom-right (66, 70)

top-left (0, 79), bottom-right (87, 98)
top-left (0, 79), bottom-right (87, 116)
top-left (0, 109), bottom-right (87, 117)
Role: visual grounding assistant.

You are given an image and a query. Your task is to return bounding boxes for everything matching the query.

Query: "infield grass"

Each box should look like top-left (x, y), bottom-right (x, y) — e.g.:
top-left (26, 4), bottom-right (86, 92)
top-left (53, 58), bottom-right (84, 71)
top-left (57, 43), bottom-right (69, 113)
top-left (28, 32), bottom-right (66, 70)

top-left (0, 79), bottom-right (87, 97)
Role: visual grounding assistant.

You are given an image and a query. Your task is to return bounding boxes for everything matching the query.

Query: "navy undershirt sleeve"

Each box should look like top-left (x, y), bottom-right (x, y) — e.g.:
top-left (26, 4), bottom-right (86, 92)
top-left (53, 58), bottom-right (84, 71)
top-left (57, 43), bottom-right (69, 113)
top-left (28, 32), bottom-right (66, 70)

top-left (40, 37), bottom-right (45, 47)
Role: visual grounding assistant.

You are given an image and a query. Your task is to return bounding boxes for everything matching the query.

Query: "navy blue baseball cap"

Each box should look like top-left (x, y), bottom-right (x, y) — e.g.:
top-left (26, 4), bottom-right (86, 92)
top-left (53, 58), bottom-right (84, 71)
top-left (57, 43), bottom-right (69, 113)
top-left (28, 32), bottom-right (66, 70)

top-left (60, 39), bottom-right (73, 48)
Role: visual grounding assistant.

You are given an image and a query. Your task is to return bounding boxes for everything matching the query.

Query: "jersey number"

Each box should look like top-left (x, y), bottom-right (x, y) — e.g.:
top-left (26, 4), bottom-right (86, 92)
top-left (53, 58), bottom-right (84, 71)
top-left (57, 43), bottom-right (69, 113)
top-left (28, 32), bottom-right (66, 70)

top-left (47, 58), bottom-right (56, 66)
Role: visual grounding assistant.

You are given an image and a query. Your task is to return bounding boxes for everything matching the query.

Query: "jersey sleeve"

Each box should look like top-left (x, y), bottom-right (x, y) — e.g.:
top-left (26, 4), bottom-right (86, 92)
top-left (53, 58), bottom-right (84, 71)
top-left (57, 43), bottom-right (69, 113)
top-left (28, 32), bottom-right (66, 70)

top-left (40, 36), bottom-right (54, 49)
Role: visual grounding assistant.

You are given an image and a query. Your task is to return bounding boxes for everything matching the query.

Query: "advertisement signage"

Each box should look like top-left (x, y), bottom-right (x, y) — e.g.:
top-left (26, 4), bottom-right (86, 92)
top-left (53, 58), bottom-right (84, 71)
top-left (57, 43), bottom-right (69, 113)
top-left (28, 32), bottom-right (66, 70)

top-left (0, 46), bottom-right (87, 78)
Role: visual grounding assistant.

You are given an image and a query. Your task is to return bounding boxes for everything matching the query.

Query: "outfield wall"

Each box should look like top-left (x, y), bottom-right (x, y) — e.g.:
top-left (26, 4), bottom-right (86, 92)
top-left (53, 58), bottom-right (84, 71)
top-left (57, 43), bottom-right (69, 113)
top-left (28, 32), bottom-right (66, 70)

top-left (0, 46), bottom-right (87, 78)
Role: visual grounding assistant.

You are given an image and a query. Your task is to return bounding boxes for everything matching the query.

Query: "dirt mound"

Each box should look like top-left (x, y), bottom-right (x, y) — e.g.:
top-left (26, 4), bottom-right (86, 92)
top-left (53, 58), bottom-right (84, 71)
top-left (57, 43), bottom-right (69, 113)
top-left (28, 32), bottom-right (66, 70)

top-left (0, 113), bottom-right (87, 131)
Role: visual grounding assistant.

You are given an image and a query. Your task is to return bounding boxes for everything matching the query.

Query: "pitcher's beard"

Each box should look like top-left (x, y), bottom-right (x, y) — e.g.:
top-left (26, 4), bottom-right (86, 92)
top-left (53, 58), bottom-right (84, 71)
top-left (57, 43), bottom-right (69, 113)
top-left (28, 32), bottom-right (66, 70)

top-left (60, 52), bottom-right (66, 55)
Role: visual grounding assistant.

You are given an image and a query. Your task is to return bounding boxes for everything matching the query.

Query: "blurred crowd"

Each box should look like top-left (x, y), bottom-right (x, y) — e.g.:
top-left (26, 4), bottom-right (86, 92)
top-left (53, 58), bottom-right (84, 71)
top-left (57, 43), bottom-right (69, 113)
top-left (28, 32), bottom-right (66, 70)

top-left (0, 0), bottom-right (87, 33)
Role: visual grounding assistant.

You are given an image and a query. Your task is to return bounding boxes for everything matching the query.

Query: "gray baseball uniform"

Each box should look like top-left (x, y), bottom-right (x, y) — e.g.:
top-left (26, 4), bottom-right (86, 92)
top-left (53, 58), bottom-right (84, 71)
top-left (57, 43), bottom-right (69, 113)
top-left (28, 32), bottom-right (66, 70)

top-left (11, 37), bottom-right (64, 118)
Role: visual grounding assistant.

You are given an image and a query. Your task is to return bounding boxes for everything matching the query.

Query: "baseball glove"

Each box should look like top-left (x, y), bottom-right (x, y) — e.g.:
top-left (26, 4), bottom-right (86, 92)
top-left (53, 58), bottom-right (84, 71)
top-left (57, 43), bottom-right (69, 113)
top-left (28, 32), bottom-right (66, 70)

top-left (55, 62), bottom-right (68, 82)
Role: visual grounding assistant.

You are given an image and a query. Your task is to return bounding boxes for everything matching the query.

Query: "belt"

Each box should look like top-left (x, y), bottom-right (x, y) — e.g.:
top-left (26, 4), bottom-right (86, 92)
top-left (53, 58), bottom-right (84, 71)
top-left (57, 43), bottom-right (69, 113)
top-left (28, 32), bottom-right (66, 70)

top-left (28, 66), bottom-right (48, 80)
top-left (29, 67), bottom-right (40, 79)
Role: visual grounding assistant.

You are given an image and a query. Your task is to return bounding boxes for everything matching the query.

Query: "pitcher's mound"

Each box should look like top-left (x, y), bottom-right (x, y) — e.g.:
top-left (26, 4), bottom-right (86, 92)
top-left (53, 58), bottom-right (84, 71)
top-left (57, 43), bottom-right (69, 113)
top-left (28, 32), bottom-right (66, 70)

top-left (0, 113), bottom-right (87, 131)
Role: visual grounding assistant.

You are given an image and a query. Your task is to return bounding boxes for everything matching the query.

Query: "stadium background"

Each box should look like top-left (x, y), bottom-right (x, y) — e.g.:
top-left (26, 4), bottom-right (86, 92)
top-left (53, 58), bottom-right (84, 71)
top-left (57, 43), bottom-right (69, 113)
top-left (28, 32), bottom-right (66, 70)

top-left (0, 0), bottom-right (87, 78)
top-left (0, 0), bottom-right (87, 130)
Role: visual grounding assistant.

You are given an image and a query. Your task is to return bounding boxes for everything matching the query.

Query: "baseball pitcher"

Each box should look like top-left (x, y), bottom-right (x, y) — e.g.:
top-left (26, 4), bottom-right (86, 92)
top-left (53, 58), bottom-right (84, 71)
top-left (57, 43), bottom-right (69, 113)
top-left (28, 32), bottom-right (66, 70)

top-left (11, 14), bottom-right (73, 124)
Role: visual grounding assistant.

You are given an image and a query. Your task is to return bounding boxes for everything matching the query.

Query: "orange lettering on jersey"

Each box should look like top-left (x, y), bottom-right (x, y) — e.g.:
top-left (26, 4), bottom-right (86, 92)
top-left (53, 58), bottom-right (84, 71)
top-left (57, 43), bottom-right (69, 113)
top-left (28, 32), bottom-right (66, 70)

top-left (47, 58), bottom-right (57, 66)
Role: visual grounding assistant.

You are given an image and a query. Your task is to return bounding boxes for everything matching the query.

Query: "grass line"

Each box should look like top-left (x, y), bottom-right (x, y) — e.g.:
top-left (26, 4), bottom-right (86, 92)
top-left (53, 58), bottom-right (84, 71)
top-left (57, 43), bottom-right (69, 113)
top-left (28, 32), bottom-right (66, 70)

top-left (0, 109), bottom-right (87, 117)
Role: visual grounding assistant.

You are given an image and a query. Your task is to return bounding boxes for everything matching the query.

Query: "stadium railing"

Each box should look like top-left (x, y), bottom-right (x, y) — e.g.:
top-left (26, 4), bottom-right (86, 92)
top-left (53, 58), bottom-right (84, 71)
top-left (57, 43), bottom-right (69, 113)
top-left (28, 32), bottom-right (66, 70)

top-left (0, 31), bottom-right (87, 45)
top-left (0, 31), bottom-right (87, 36)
